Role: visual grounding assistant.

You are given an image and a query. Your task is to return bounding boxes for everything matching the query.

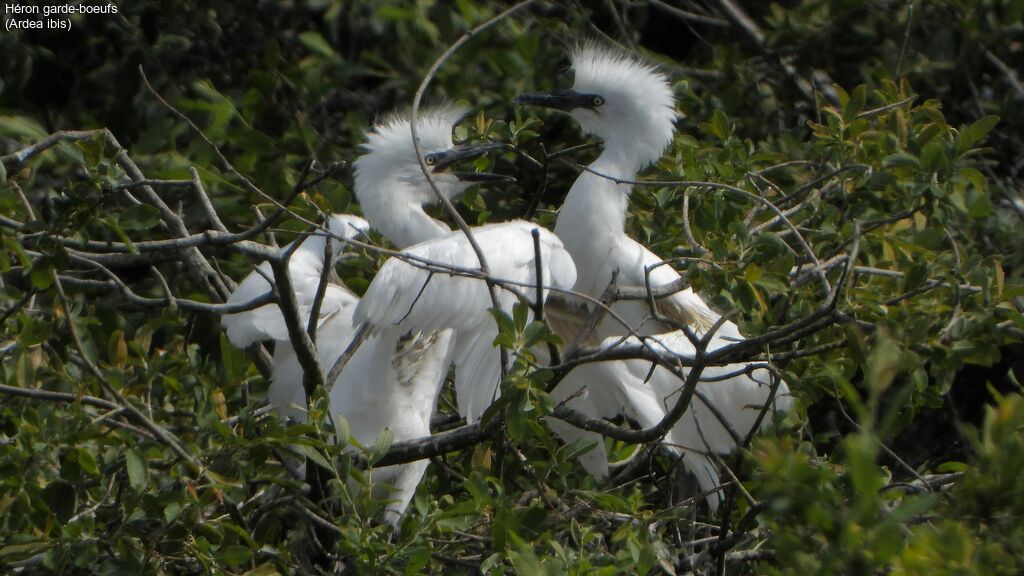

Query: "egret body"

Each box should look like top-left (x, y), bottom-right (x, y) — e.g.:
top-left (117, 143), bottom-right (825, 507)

top-left (520, 45), bottom-right (792, 510)
top-left (221, 213), bottom-right (369, 422)
top-left (220, 106), bottom-right (510, 522)
top-left (341, 107), bottom-right (575, 521)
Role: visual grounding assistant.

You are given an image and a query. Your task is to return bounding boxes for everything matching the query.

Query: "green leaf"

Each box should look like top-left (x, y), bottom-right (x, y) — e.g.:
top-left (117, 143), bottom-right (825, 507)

top-left (958, 166), bottom-right (987, 193)
top-left (0, 115), bottom-right (48, 141)
top-left (206, 469), bottom-right (243, 488)
top-left (334, 415), bottom-right (350, 447)
top-left (710, 109), bottom-right (730, 141)
top-left (108, 329), bottom-right (127, 368)
top-left (523, 321), bottom-right (551, 348)
top-left (843, 84), bottom-right (867, 122)
top-left (294, 444), bottom-right (333, 472)
top-left (118, 204), bottom-right (160, 231)
top-left (957, 114), bottom-right (999, 154)
top-left (101, 216), bottom-right (136, 253)
top-left (78, 449), bottom-right (99, 476)
top-left (479, 391), bottom-right (514, 427)
top-left (866, 334), bottom-right (910, 397)
top-left (489, 308), bottom-right (516, 342)
top-left (41, 480), bottom-right (76, 522)
top-left (0, 541), bottom-right (49, 562)
top-left (513, 300), bottom-right (529, 333)
top-left (29, 260), bottom-right (53, 290)
top-left (937, 461), bottom-right (968, 473)
top-left (244, 563), bottom-right (283, 576)
top-left (134, 322), bottom-right (155, 355)
top-left (220, 333), bottom-right (246, 383)
top-left (368, 427), bottom-right (393, 466)
top-left (470, 444), bottom-right (492, 474)
top-left (15, 351), bottom-right (35, 386)
top-left (298, 31), bottom-right (336, 58)
top-left (966, 186), bottom-right (991, 218)
top-left (914, 228), bottom-right (945, 250)
top-left (561, 438), bottom-right (599, 462)
top-left (3, 237), bottom-right (32, 269)
top-left (920, 142), bottom-right (947, 173)
top-left (18, 315), bottom-right (51, 347)
top-left (126, 449), bottom-right (148, 490)
top-left (215, 545), bottom-right (253, 566)
top-left (164, 502), bottom-right (182, 523)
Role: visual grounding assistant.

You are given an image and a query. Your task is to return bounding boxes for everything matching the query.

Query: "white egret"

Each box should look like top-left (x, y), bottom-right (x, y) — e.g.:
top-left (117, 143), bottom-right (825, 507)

top-left (220, 107), bottom-right (504, 522)
top-left (339, 105), bottom-right (576, 521)
top-left (519, 44), bottom-right (792, 510)
top-left (223, 106), bottom-right (574, 523)
top-left (221, 213), bottom-right (369, 422)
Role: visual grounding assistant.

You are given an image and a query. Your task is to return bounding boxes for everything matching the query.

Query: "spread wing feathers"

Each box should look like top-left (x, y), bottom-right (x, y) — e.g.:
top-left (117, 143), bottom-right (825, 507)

top-left (638, 243), bottom-right (723, 334)
top-left (599, 330), bottom-right (792, 510)
top-left (547, 361), bottom-right (649, 478)
top-left (606, 237), bottom-right (723, 335)
top-left (354, 221), bottom-right (577, 423)
top-left (222, 218), bottom-right (363, 348)
top-left (265, 292), bottom-right (361, 421)
top-left (221, 217), bottom-right (366, 416)
top-left (355, 221), bottom-right (576, 332)
top-left (683, 453), bottom-right (723, 513)
top-left (222, 260), bottom-right (281, 347)
top-left (451, 322), bottom-right (502, 423)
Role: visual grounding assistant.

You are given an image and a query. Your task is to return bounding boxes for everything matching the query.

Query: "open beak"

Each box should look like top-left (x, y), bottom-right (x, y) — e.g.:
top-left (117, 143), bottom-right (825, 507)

top-left (430, 142), bottom-right (514, 183)
top-left (430, 142), bottom-right (506, 173)
top-left (516, 89), bottom-right (594, 111)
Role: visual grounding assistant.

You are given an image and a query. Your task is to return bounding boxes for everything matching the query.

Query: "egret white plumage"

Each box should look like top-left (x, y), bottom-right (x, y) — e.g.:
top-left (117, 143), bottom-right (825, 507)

top-left (519, 44), bottom-right (792, 510)
top-left (220, 107), bottom-right (508, 523)
top-left (339, 105), bottom-right (576, 521)
top-left (350, 105), bottom-right (577, 424)
top-left (221, 213), bottom-right (369, 422)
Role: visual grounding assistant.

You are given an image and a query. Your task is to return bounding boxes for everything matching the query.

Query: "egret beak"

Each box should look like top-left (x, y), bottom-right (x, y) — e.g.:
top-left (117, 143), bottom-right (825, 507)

top-left (429, 142), bottom-right (506, 173)
top-left (516, 90), bottom-right (596, 111)
top-left (453, 171), bottom-right (517, 184)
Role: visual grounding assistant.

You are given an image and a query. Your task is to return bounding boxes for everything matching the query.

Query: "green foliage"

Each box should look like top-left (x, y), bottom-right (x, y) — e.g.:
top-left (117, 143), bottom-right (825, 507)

top-left (2, 0), bottom-right (1023, 573)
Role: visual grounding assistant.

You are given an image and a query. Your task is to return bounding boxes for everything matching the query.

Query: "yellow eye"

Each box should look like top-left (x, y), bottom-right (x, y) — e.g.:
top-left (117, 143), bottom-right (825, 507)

top-left (424, 155), bottom-right (437, 165)
top-left (592, 96), bottom-right (605, 107)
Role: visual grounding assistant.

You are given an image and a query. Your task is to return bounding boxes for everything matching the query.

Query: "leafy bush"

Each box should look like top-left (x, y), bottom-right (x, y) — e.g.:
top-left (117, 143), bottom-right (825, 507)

top-left (1, 0), bottom-right (1022, 573)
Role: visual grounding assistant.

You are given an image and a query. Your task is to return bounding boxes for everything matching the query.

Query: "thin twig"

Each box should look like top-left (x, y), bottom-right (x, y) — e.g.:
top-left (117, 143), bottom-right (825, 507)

top-left (682, 187), bottom-right (709, 256)
top-left (648, 0), bottom-right (729, 27)
top-left (190, 166), bottom-right (229, 233)
top-left (408, 0), bottom-right (536, 384)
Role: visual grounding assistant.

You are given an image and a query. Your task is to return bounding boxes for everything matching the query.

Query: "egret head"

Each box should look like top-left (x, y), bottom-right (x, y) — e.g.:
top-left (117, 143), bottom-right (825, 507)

top-left (354, 105), bottom-right (506, 204)
top-left (518, 43), bottom-right (677, 168)
top-left (353, 105), bottom-right (509, 247)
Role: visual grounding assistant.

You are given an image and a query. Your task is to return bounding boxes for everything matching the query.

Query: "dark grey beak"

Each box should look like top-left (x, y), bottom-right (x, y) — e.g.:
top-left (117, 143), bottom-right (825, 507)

top-left (453, 171), bottom-right (517, 184)
top-left (516, 90), bottom-right (597, 111)
top-left (429, 142), bottom-right (506, 173)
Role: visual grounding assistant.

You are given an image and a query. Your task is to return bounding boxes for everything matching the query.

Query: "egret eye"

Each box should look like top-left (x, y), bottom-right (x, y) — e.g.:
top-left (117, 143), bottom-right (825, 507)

top-left (592, 95), bottom-right (605, 107)
top-left (424, 154), bottom-right (437, 166)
